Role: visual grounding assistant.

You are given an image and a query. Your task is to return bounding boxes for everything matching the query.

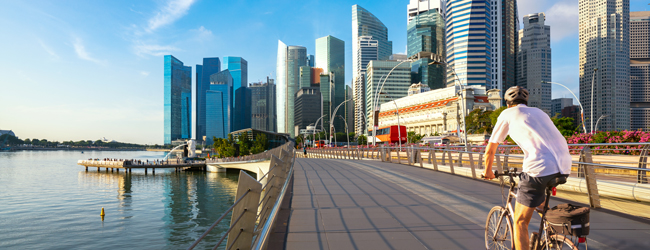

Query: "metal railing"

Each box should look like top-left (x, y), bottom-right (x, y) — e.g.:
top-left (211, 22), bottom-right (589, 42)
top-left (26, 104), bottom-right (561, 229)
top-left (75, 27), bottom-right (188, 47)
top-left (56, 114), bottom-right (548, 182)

top-left (304, 143), bottom-right (650, 210)
top-left (187, 142), bottom-right (296, 250)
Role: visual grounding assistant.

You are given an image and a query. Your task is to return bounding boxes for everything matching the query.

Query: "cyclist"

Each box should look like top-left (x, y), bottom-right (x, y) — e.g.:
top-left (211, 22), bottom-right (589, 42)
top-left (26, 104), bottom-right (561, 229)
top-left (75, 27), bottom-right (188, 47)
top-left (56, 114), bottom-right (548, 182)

top-left (482, 86), bottom-right (572, 250)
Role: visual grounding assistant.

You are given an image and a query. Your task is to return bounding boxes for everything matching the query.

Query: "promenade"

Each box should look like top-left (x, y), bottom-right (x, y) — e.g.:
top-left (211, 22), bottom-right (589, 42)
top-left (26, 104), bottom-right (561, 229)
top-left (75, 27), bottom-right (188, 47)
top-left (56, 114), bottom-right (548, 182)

top-left (282, 158), bottom-right (650, 250)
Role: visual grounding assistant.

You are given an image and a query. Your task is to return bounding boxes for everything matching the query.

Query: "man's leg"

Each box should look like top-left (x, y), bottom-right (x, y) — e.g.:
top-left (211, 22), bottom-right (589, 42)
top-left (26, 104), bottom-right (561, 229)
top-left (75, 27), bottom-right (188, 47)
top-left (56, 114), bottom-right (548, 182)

top-left (513, 201), bottom-right (536, 250)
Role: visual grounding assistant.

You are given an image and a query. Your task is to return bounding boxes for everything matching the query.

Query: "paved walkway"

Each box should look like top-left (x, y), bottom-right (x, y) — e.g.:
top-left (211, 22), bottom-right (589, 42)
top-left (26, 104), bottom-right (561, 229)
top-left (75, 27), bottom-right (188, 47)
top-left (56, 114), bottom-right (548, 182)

top-left (284, 158), bottom-right (650, 250)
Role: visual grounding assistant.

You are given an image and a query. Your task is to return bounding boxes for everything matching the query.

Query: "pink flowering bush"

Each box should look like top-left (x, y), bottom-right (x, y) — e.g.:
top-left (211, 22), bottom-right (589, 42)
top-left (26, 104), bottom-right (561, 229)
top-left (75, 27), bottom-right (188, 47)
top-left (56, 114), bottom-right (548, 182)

top-left (565, 130), bottom-right (650, 155)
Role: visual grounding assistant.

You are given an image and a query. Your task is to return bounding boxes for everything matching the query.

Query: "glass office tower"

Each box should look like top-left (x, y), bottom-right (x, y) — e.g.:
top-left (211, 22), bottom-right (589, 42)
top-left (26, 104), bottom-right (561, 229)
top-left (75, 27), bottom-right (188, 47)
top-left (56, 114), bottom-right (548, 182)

top-left (316, 35), bottom-right (346, 133)
top-left (234, 86), bottom-right (252, 131)
top-left (286, 46), bottom-right (307, 137)
top-left (407, 9), bottom-right (446, 90)
top-left (205, 70), bottom-right (233, 144)
top-left (352, 5), bottom-right (393, 136)
top-left (222, 57), bottom-right (248, 131)
top-left (195, 58), bottom-right (220, 143)
top-left (445, 0), bottom-right (491, 87)
top-left (164, 55), bottom-right (192, 145)
top-left (276, 41), bottom-right (288, 134)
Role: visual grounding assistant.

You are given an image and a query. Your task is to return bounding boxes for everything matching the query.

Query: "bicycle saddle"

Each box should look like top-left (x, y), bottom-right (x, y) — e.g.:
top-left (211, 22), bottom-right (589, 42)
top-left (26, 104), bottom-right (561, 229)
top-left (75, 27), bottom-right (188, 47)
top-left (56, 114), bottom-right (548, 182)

top-left (547, 175), bottom-right (568, 188)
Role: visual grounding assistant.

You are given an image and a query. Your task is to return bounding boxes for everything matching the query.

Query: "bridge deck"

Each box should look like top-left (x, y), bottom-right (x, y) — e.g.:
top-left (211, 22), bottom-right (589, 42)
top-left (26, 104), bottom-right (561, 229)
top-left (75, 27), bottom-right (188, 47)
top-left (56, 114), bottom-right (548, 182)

top-left (284, 158), bottom-right (650, 250)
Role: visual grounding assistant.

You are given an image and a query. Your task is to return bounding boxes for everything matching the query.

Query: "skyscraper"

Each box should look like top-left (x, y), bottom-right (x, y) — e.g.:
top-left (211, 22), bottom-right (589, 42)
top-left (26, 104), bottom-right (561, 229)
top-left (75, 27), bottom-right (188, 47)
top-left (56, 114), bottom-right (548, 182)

top-left (354, 36), bottom-right (378, 135)
top-left (630, 11), bottom-right (650, 131)
top-left (517, 13), bottom-right (551, 115)
top-left (353, 5), bottom-right (393, 135)
top-left (552, 98), bottom-right (573, 118)
top-left (196, 58), bottom-right (220, 142)
top-left (579, 0), bottom-right (630, 131)
top-left (164, 55), bottom-right (192, 145)
top-left (233, 86), bottom-right (251, 131)
top-left (294, 87), bottom-right (322, 136)
top-left (276, 41), bottom-right (307, 137)
top-left (407, 6), bottom-right (446, 90)
top-left (366, 60), bottom-right (411, 123)
top-left (222, 57), bottom-right (248, 131)
top-left (490, 0), bottom-right (519, 92)
top-left (445, 0), bottom-right (491, 87)
top-left (407, 0), bottom-right (443, 24)
top-left (345, 85), bottom-right (354, 135)
top-left (251, 78), bottom-right (276, 132)
top-left (316, 35), bottom-right (346, 133)
top-left (205, 70), bottom-right (233, 143)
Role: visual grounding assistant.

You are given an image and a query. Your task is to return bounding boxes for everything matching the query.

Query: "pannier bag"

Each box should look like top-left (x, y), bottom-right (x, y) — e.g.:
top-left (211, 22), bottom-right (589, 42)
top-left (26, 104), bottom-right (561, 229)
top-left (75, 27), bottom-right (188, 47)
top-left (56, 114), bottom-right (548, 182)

top-left (546, 203), bottom-right (590, 237)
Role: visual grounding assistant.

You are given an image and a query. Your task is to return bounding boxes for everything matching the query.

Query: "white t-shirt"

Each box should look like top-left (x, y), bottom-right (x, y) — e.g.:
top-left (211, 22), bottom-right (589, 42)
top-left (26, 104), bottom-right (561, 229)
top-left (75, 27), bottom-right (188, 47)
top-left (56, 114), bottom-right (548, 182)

top-left (488, 104), bottom-right (572, 177)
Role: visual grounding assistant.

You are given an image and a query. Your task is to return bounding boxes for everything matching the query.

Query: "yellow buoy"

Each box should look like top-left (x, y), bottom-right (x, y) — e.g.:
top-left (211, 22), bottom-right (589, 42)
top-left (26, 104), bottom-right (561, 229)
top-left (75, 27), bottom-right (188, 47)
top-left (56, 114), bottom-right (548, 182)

top-left (100, 207), bottom-right (105, 216)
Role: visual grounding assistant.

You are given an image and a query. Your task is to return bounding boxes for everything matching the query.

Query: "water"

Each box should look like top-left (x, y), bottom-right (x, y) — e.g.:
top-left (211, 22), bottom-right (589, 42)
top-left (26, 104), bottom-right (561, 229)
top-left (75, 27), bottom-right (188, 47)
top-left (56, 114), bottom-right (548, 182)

top-left (0, 150), bottom-right (244, 249)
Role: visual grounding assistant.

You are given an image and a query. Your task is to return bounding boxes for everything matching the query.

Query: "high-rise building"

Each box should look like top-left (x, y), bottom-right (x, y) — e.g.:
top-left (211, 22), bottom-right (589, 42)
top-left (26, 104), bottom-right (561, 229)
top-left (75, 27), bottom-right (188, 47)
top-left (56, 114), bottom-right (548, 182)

top-left (196, 58), bottom-right (220, 142)
top-left (316, 35), bottom-right (346, 133)
top-left (205, 70), bottom-right (233, 143)
top-left (294, 87), bottom-right (322, 136)
top-left (552, 98), bottom-right (573, 118)
top-left (234, 86), bottom-right (251, 131)
top-left (445, 0), bottom-right (491, 87)
top-left (250, 78), bottom-right (276, 132)
top-left (344, 85), bottom-right (354, 135)
top-left (300, 66), bottom-right (312, 88)
top-left (579, 0), bottom-right (630, 132)
top-left (490, 0), bottom-right (519, 92)
top-left (354, 36), bottom-right (378, 135)
top-left (407, 0), bottom-right (442, 24)
top-left (365, 60), bottom-right (412, 125)
top-left (307, 54), bottom-right (315, 67)
top-left (407, 8), bottom-right (446, 90)
top-left (630, 11), bottom-right (650, 131)
top-left (319, 73), bottom-right (331, 130)
top-left (164, 55), bottom-right (192, 145)
top-left (276, 41), bottom-right (307, 137)
top-left (517, 13), bottom-right (551, 115)
top-left (353, 5), bottom-right (393, 135)
top-left (222, 57), bottom-right (248, 131)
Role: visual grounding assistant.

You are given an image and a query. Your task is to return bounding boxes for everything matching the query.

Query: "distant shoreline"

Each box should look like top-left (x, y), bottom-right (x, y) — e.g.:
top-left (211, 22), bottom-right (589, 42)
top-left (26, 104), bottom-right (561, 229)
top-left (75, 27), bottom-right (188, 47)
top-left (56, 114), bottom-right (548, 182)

top-left (7, 147), bottom-right (146, 151)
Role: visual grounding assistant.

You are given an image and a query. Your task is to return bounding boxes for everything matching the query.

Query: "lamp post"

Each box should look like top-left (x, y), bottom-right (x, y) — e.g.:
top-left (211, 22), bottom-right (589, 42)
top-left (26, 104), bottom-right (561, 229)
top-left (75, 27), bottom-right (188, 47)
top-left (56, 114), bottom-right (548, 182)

top-left (313, 115), bottom-right (327, 148)
top-left (594, 115), bottom-right (609, 133)
top-left (372, 60), bottom-right (413, 146)
top-left (544, 81), bottom-right (588, 133)
top-left (330, 98), bottom-right (353, 147)
top-left (429, 60), bottom-right (468, 151)
top-left (380, 93), bottom-right (403, 153)
top-left (336, 115), bottom-right (350, 148)
top-left (590, 68), bottom-right (598, 134)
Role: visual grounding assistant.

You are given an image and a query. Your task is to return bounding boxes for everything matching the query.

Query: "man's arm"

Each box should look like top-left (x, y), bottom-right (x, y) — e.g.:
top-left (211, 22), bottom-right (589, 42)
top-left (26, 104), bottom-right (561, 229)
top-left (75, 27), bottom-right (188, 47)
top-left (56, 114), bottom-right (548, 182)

top-left (482, 142), bottom-right (499, 179)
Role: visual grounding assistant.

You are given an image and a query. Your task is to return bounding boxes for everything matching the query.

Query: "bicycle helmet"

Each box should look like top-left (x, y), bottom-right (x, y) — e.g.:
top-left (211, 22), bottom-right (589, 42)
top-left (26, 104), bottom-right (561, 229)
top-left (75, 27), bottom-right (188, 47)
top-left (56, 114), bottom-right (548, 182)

top-left (504, 86), bottom-right (529, 103)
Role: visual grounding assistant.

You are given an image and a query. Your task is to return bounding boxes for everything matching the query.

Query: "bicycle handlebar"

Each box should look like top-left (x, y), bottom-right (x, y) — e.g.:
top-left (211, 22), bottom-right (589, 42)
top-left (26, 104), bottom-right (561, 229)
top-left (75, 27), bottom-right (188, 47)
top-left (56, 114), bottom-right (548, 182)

top-left (480, 168), bottom-right (519, 179)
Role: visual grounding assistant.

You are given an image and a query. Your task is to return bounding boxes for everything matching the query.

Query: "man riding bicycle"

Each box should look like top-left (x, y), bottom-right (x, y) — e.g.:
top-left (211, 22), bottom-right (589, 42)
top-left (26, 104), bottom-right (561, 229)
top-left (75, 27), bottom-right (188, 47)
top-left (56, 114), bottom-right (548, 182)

top-left (482, 86), bottom-right (572, 250)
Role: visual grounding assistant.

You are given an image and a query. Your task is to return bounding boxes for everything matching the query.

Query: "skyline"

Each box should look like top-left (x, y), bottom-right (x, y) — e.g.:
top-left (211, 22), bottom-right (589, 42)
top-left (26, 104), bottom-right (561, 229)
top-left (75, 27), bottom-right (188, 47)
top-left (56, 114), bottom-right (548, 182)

top-left (2, 0), bottom-right (650, 144)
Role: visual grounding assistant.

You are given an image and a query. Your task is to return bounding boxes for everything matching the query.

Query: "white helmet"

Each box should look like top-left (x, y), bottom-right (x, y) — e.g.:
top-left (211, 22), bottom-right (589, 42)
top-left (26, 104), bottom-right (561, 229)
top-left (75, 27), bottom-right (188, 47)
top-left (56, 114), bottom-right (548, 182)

top-left (504, 86), bottom-right (529, 103)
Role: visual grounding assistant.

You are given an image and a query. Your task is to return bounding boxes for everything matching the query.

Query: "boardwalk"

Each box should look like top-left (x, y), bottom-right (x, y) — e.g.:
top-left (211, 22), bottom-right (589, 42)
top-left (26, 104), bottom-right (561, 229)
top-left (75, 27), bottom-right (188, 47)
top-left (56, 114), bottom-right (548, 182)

top-left (283, 158), bottom-right (650, 250)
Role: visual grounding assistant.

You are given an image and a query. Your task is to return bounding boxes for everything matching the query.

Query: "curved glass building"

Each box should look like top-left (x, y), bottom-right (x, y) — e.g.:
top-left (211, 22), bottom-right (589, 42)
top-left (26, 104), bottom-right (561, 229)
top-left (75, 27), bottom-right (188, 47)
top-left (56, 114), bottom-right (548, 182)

top-left (445, 0), bottom-right (491, 87)
top-left (164, 55), bottom-right (192, 145)
top-left (276, 41), bottom-right (288, 134)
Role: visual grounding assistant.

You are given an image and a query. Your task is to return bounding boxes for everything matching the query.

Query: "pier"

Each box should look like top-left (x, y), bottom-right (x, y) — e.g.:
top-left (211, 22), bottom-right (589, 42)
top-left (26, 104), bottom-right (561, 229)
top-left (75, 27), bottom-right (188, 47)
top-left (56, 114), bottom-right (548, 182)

top-left (77, 159), bottom-right (205, 173)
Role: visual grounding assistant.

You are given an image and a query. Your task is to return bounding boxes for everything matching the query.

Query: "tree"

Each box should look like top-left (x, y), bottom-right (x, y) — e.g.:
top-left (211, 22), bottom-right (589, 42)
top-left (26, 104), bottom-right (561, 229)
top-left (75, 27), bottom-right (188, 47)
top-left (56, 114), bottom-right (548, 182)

top-left (489, 107), bottom-right (507, 127)
top-left (357, 134), bottom-right (368, 145)
top-left (407, 131), bottom-right (425, 144)
top-left (238, 132), bottom-right (252, 155)
top-left (251, 133), bottom-right (269, 154)
top-left (465, 109), bottom-right (493, 134)
top-left (552, 116), bottom-right (577, 137)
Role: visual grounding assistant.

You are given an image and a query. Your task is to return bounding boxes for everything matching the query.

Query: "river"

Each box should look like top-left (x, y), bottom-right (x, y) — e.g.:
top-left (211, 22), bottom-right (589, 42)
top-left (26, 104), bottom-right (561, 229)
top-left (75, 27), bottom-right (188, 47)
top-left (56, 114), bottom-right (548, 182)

top-left (0, 150), bottom-right (242, 249)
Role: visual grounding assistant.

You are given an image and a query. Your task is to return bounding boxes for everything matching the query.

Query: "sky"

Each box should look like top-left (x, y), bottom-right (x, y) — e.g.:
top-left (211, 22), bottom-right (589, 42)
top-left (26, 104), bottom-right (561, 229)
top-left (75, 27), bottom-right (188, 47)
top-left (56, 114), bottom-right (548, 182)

top-left (1, 0), bottom-right (649, 145)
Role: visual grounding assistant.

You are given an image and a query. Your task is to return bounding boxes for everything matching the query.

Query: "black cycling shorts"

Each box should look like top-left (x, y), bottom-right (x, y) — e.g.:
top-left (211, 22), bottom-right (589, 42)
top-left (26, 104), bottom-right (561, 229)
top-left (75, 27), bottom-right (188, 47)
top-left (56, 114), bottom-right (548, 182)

top-left (516, 172), bottom-right (566, 208)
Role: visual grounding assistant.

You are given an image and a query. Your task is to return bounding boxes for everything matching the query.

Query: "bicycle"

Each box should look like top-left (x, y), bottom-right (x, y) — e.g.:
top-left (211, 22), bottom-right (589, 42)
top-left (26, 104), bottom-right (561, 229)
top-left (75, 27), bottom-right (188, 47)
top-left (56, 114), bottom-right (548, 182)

top-left (483, 168), bottom-right (585, 250)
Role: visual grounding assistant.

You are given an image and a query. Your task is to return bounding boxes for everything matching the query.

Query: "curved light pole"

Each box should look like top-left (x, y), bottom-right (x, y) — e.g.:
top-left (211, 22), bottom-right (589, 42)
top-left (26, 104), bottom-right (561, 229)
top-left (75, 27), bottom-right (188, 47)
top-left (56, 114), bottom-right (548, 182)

top-left (429, 60), bottom-right (468, 150)
top-left (594, 115), bottom-right (609, 133)
top-left (336, 115), bottom-right (350, 148)
top-left (372, 60), bottom-right (412, 146)
top-left (330, 98), bottom-right (353, 147)
top-left (313, 115), bottom-right (327, 148)
top-left (590, 68), bottom-right (598, 134)
top-left (544, 81), bottom-right (587, 133)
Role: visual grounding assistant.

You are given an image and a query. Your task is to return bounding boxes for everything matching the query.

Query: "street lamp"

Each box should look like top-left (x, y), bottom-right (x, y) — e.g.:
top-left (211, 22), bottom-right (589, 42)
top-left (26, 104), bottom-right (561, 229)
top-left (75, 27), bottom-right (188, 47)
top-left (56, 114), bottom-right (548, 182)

top-left (313, 115), bottom-right (327, 148)
top-left (330, 98), bottom-right (353, 147)
top-left (380, 93), bottom-right (403, 153)
top-left (429, 60), bottom-right (468, 150)
top-left (336, 115), bottom-right (350, 148)
top-left (594, 115), bottom-right (609, 133)
top-left (590, 68), bottom-right (598, 134)
top-left (543, 81), bottom-right (588, 133)
top-left (371, 60), bottom-right (413, 146)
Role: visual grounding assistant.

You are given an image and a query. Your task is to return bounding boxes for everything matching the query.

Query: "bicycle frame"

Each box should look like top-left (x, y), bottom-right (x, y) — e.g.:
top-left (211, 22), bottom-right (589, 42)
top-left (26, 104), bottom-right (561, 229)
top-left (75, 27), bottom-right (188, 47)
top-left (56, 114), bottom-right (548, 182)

top-left (492, 174), bottom-right (517, 242)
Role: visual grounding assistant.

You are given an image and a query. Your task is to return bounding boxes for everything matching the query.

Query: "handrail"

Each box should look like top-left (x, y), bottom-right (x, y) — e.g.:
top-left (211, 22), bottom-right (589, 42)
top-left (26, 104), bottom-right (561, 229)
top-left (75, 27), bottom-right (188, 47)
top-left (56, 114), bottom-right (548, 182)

top-left (187, 189), bottom-right (251, 250)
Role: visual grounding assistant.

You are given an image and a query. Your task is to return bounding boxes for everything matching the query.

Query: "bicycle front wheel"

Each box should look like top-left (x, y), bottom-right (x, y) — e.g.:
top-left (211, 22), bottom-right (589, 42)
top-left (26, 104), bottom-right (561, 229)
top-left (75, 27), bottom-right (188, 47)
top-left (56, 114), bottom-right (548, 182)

top-left (546, 234), bottom-right (578, 250)
top-left (485, 206), bottom-right (513, 250)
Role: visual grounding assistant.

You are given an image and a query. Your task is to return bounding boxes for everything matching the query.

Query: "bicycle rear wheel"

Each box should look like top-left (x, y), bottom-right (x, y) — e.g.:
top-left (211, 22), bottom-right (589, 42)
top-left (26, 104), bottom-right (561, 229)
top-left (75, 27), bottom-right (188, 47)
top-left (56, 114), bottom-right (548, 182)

top-left (485, 206), bottom-right (513, 250)
top-left (546, 234), bottom-right (578, 250)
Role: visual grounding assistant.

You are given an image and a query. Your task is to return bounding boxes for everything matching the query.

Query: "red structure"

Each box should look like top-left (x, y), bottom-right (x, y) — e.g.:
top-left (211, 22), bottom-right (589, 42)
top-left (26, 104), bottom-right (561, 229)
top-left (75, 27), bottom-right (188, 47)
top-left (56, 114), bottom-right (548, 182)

top-left (370, 125), bottom-right (407, 144)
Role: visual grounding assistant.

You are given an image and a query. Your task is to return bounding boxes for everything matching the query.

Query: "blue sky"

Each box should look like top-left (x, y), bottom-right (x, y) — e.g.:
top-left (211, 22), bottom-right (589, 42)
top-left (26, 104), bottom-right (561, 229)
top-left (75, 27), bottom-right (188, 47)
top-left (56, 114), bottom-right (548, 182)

top-left (1, 0), bottom-right (649, 144)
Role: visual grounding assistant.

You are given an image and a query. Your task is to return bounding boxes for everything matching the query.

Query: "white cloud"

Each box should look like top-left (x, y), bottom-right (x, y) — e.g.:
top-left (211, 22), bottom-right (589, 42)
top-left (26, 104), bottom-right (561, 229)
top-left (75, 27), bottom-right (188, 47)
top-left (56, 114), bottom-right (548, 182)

top-left (38, 39), bottom-right (59, 60)
top-left (189, 26), bottom-right (214, 41)
top-left (147, 0), bottom-right (196, 32)
top-left (73, 37), bottom-right (106, 65)
top-left (545, 2), bottom-right (579, 42)
top-left (133, 42), bottom-right (180, 57)
top-left (140, 71), bottom-right (150, 77)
